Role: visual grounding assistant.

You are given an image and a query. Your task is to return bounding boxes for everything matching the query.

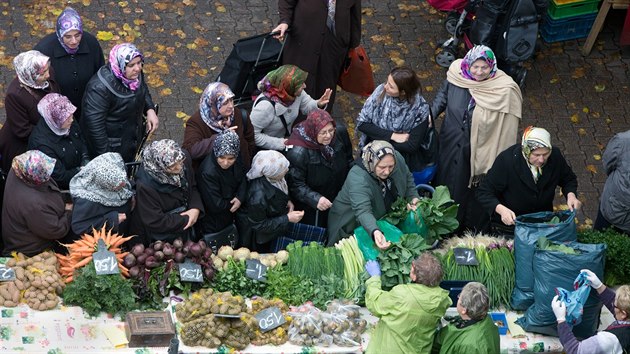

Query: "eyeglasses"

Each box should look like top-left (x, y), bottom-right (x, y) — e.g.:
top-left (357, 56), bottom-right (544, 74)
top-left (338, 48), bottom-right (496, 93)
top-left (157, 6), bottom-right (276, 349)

top-left (318, 128), bottom-right (335, 137)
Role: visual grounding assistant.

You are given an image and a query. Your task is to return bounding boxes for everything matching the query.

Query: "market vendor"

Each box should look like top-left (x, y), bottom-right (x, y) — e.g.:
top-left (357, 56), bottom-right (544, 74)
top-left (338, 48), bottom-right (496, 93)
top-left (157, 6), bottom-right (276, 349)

top-left (476, 126), bottom-right (581, 236)
top-left (551, 269), bottom-right (630, 354)
top-left (364, 252), bottom-right (451, 354)
top-left (327, 140), bottom-right (420, 248)
top-left (432, 282), bottom-right (500, 354)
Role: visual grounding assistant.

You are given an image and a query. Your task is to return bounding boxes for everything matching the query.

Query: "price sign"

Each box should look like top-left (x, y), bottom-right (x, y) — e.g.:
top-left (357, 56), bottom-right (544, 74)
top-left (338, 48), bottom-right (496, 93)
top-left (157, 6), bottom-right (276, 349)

top-left (454, 248), bottom-right (478, 266)
top-left (93, 239), bottom-right (120, 275)
top-left (0, 266), bottom-right (16, 281)
top-left (214, 314), bottom-right (241, 319)
top-left (245, 259), bottom-right (267, 282)
top-left (254, 307), bottom-right (286, 332)
top-left (179, 259), bottom-right (203, 283)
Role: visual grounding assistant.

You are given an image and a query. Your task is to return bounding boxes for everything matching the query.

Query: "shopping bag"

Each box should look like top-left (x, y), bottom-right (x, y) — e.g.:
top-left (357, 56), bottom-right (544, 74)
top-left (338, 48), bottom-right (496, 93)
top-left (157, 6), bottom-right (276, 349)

top-left (354, 220), bottom-right (403, 260)
top-left (555, 272), bottom-right (592, 327)
top-left (338, 46), bottom-right (375, 97)
top-left (398, 210), bottom-right (429, 238)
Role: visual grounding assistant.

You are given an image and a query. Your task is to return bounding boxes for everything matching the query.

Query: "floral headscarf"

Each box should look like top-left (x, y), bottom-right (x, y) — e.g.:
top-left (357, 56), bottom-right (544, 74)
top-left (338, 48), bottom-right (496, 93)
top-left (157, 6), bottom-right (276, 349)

top-left (13, 50), bottom-right (50, 90)
top-left (361, 140), bottom-right (396, 197)
top-left (141, 139), bottom-right (186, 188)
top-left (257, 65), bottom-right (308, 107)
top-left (460, 45), bottom-right (498, 81)
top-left (285, 109), bottom-right (336, 161)
top-left (213, 130), bottom-right (240, 158)
top-left (521, 126), bottom-right (552, 183)
top-left (109, 43), bottom-right (143, 91)
top-left (56, 7), bottom-right (83, 54)
top-left (11, 150), bottom-right (56, 186)
top-left (37, 93), bottom-right (76, 136)
top-left (246, 150), bottom-right (290, 194)
top-left (199, 82), bottom-right (235, 132)
top-left (70, 152), bottom-right (133, 207)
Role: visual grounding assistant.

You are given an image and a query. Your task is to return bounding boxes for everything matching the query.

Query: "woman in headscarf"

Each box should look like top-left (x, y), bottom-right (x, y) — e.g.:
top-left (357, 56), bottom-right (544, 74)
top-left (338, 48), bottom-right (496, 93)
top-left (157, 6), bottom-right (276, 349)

top-left (2, 151), bottom-right (71, 256)
top-left (477, 126), bottom-right (581, 236)
top-left (0, 50), bottom-right (60, 172)
top-left (129, 140), bottom-right (204, 245)
top-left (183, 82), bottom-right (255, 169)
top-left (28, 93), bottom-right (89, 190)
top-left (196, 130), bottom-right (248, 242)
top-left (81, 42), bottom-right (158, 163)
top-left (250, 64), bottom-right (332, 151)
top-left (34, 7), bottom-right (105, 119)
top-left (69, 152), bottom-right (133, 237)
top-left (327, 140), bottom-right (420, 247)
top-left (285, 108), bottom-right (353, 228)
top-left (432, 45), bottom-right (523, 233)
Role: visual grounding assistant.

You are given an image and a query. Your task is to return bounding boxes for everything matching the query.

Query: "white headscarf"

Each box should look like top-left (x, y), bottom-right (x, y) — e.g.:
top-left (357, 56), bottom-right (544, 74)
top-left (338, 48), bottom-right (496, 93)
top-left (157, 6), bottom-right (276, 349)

top-left (246, 150), bottom-right (289, 194)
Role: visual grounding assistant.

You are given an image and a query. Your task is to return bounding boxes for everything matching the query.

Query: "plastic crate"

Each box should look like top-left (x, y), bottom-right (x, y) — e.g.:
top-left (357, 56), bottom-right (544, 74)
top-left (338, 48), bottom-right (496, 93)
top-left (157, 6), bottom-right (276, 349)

top-left (490, 312), bottom-right (509, 335)
top-left (541, 13), bottom-right (597, 42)
top-left (547, 0), bottom-right (600, 19)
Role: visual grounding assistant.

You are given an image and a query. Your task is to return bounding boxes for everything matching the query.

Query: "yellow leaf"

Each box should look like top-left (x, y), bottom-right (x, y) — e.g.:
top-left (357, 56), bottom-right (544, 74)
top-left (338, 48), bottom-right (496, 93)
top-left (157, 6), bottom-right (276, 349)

top-left (593, 154), bottom-right (601, 161)
top-left (582, 107), bottom-right (589, 113)
top-left (216, 4), bottom-right (226, 12)
top-left (594, 84), bottom-right (606, 92)
top-left (118, 1), bottom-right (128, 7)
top-left (160, 88), bottom-right (172, 96)
top-left (585, 165), bottom-right (598, 174)
top-left (549, 78), bottom-right (559, 84)
top-left (134, 19), bottom-right (146, 26)
top-left (183, 0), bottom-right (195, 5)
top-left (606, 118), bottom-right (612, 124)
top-left (154, 3), bottom-right (169, 11)
top-left (577, 128), bottom-right (587, 136)
top-left (123, 23), bottom-right (132, 32)
top-left (212, 46), bottom-right (221, 52)
top-left (82, 0), bottom-right (91, 5)
top-left (176, 111), bottom-right (190, 119)
top-left (192, 86), bottom-right (204, 94)
top-left (424, 86), bottom-right (433, 92)
top-left (96, 31), bottom-right (114, 41)
top-left (186, 43), bottom-right (197, 49)
top-left (570, 114), bottom-right (580, 123)
top-left (572, 67), bottom-right (585, 79)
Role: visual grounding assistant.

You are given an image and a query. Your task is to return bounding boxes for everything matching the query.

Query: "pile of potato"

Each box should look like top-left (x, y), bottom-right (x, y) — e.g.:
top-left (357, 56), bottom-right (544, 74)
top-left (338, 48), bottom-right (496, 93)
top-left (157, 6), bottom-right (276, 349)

top-left (212, 246), bottom-right (289, 270)
top-left (0, 251), bottom-right (64, 310)
top-left (250, 297), bottom-right (291, 346)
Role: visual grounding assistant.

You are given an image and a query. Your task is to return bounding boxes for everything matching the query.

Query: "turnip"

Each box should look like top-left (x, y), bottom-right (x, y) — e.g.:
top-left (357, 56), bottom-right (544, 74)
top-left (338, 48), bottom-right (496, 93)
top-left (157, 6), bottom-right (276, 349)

top-left (275, 250), bottom-right (289, 264)
top-left (249, 251), bottom-right (260, 260)
top-left (153, 240), bottom-right (164, 251)
top-left (217, 245), bottom-right (234, 261)
top-left (172, 238), bottom-right (184, 250)
top-left (212, 257), bottom-right (224, 269)
top-left (233, 247), bottom-right (250, 261)
top-left (154, 250), bottom-right (165, 261)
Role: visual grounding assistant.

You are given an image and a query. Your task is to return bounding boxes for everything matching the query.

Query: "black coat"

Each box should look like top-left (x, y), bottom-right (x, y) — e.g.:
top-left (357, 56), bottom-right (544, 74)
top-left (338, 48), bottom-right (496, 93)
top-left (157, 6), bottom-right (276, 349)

top-left (477, 144), bottom-right (578, 220)
top-left (196, 154), bottom-right (247, 233)
top-left (246, 177), bottom-right (290, 248)
top-left (28, 120), bottom-right (89, 190)
top-left (71, 197), bottom-right (131, 237)
top-left (285, 128), bottom-right (353, 227)
top-left (34, 31), bottom-right (105, 119)
top-left (81, 66), bottom-right (155, 162)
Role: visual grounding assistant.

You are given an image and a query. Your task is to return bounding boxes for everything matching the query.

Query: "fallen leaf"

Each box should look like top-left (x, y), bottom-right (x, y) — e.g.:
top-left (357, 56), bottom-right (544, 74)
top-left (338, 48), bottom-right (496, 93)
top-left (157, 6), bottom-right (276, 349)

top-left (577, 128), bottom-right (587, 136)
top-left (585, 165), bottom-right (597, 174)
top-left (176, 111), bottom-right (190, 119)
top-left (216, 4), bottom-right (226, 12)
top-left (160, 88), bottom-right (172, 96)
top-left (572, 67), bottom-right (585, 79)
top-left (186, 43), bottom-right (197, 49)
top-left (593, 154), bottom-right (601, 161)
top-left (549, 78), bottom-right (559, 84)
top-left (118, 1), bottom-right (128, 7)
top-left (96, 31), bottom-right (114, 41)
top-left (424, 86), bottom-right (433, 92)
top-left (594, 84), bottom-right (606, 92)
top-left (154, 3), bottom-right (169, 11)
top-left (191, 86), bottom-right (204, 94)
top-left (582, 107), bottom-right (589, 113)
top-left (570, 113), bottom-right (580, 123)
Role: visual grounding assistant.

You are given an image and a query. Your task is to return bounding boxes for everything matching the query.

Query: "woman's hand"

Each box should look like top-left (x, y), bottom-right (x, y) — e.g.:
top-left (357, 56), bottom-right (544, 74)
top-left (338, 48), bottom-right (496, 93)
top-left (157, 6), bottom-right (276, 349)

top-left (229, 197), bottom-right (242, 213)
top-left (287, 210), bottom-right (304, 223)
top-left (407, 197), bottom-right (420, 211)
top-left (373, 230), bottom-right (391, 249)
top-left (180, 208), bottom-right (201, 230)
top-left (391, 132), bottom-right (409, 143)
top-left (65, 203), bottom-right (74, 211)
top-left (146, 108), bottom-right (159, 134)
top-left (272, 23), bottom-right (289, 40)
top-left (287, 200), bottom-right (295, 212)
top-left (566, 192), bottom-right (582, 211)
top-left (118, 213), bottom-right (127, 224)
top-left (317, 196), bottom-right (333, 211)
top-left (317, 88), bottom-right (333, 108)
top-left (495, 204), bottom-right (516, 225)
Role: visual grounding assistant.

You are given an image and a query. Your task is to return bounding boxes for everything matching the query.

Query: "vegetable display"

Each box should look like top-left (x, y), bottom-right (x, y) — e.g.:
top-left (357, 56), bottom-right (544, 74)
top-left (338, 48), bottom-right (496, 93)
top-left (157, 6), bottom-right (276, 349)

top-left (578, 228), bottom-right (630, 285)
top-left (213, 246), bottom-right (288, 270)
top-left (335, 236), bottom-right (368, 303)
top-left (415, 185), bottom-right (459, 244)
top-left (250, 297), bottom-right (291, 346)
top-left (286, 241), bottom-right (344, 282)
top-left (211, 258), bottom-right (266, 298)
top-left (377, 234), bottom-right (429, 290)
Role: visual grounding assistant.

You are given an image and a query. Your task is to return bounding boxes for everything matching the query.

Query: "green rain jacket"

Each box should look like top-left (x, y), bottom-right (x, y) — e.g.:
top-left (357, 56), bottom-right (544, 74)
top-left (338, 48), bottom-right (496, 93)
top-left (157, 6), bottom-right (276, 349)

top-left (365, 276), bottom-right (451, 354)
top-left (432, 315), bottom-right (500, 354)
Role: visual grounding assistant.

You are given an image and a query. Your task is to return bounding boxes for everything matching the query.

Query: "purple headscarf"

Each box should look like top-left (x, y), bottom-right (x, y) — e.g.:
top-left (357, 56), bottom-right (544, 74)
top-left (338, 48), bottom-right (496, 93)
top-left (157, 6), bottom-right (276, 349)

top-left (460, 45), bottom-right (498, 81)
top-left (37, 93), bottom-right (77, 136)
top-left (108, 43), bottom-right (143, 91)
top-left (56, 7), bottom-right (83, 54)
top-left (13, 50), bottom-right (50, 90)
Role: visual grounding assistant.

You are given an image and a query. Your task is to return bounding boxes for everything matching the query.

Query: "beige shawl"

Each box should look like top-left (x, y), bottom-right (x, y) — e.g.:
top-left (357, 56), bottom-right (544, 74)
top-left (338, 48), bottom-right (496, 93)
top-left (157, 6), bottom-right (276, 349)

top-left (447, 59), bottom-right (523, 186)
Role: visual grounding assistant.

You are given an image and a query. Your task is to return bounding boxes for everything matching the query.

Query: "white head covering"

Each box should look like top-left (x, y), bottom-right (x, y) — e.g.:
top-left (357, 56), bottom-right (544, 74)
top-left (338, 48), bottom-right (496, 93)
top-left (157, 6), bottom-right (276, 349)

top-left (246, 150), bottom-right (289, 194)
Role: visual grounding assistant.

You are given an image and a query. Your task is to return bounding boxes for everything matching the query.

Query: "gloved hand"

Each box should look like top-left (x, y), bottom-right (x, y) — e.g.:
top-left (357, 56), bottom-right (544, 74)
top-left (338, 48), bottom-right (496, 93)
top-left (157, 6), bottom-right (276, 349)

top-left (365, 260), bottom-right (381, 277)
top-left (581, 269), bottom-right (603, 289)
top-left (551, 295), bottom-right (566, 323)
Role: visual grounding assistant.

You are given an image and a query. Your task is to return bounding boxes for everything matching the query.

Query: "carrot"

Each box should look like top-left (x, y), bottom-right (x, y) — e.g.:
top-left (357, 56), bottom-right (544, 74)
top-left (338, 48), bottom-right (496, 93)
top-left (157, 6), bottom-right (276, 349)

top-left (64, 276), bottom-right (73, 283)
top-left (72, 256), bottom-right (93, 269)
top-left (110, 235), bottom-right (135, 248)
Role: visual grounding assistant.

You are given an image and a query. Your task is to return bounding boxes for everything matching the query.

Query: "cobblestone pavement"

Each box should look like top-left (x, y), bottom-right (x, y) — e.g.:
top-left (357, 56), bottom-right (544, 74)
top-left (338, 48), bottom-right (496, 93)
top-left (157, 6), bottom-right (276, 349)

top-left (0, 0), bottom-right (629, 226)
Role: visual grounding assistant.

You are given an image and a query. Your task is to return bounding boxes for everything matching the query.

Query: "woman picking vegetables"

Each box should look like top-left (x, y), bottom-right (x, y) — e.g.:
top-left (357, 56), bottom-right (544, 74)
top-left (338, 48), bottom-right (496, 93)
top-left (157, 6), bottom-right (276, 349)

top-left (327, 140), bottom-right (420, 248)
top-left (364, 252), bottom-right (451, 354)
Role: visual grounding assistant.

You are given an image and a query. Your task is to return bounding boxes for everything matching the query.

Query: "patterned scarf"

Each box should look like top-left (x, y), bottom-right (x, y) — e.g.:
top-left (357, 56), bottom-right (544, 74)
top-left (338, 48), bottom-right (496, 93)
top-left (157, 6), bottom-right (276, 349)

top-left (461, 45), bottom-right (498, 111)
top-left (521, 126), bottom-right (552, 183)
top-left (285, 108), bottom-right (336, 161)
top-left (246, 150), bottom-right (290, 194)
top-left (11, 150), bottom-right (56, 186)
top-left (257, 65), bottom-right (308, 107)
top-left (326, 0), bottom-right (337, 35)
top-left (13, 50), bottom-right (50, 90)
top-left (361, 140), bottom-right (396, 197)
top-left (213, 130), bottom-right (241, 158)
top-left (37, 93), bottom-right (76, 136)
top-left (56, 7), bottom-right (83, 55)
top-left (69, 152), bottom-right (133, 206)
top-left (109, 43), bottom-right (143, 91)
top-left (141, 139), bottom-right (186, 188)
top-left (199, 82), bottom-right (235, 133)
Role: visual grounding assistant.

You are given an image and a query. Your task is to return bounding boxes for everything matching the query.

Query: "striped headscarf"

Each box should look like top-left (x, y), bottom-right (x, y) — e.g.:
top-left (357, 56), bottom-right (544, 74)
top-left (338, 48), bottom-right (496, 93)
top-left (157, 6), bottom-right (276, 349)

top-left (199, 82), bottom-right (235, 132)
top-left (13, 50), bottom-right (50, 90)
top-left (56, 7), bottom-right (83, 54)
top-left (109, 43), bottom-right (143, 91)
top-left (257, 64), bottom-right (308, 107)
top-left (12, 150), bottom-right (56, 186)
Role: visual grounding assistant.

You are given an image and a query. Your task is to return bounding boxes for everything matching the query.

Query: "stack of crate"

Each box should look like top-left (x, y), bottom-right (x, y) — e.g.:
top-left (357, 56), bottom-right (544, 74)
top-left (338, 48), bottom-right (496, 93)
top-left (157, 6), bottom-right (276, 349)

top-left (541, 0), bottom-right (601, 42)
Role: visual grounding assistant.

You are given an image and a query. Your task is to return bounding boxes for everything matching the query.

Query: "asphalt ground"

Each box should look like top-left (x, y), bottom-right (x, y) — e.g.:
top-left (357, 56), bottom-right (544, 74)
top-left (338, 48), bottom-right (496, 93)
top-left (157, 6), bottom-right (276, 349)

top-left (0, 0), bottom-right (629, 227)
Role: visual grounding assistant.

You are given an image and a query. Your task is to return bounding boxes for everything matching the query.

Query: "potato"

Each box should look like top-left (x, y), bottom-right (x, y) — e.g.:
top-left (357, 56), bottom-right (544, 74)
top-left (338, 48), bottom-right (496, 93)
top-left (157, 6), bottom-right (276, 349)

top-left (45, 300), bottom-right (57, 309)
top-left (46, 292), bottom-right (56, 301)
top-left (31, 280), bottom-right (42, 288)
top-left (0, 286), bottom-right (12, 300)
top-left (37, 293), bottom-right (46, 301)
top-left (5, 259), bottom-right (16, 267)
top-left (3, 300), bottom-right (16, 307)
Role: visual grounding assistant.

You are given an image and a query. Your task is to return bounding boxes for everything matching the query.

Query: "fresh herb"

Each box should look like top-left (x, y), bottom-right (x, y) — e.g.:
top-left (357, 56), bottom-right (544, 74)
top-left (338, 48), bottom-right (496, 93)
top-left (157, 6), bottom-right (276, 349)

top-left (378, 234), bottom-right (429, 290)
top-left (311, 274), bottom-right (346, 309)
top-left (263, 266), bottom-right (314, 306)
top-left (286, 241), bottom-right (344, 283)
top-left (62, 261), bottom-right (138, 318)
top-left (382, 197), bottom-right (410, 225)
top-left (416, 185), bottom-right (459, 243)
top-left (211, 258), bottom-right (266, 297)
top-left (578, 228), bottom-right (630, 285)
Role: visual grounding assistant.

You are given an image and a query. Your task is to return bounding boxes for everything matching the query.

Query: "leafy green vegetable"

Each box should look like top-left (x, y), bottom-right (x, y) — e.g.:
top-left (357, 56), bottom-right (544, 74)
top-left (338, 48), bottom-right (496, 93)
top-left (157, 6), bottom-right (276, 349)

top-left (211, 258), bottom-right (266, 297)
top-left (578, 228), bottom-right (630, 285)
top-left (263, 266), bottom-right (314, 306)
top-left (537, 237), bottom-right (580, 254)
top-left (417, 186), bottom-right (459, 243)
top-left (286, 241), bottom-right (344, 283)
top-left (378, 234), bottom-right (429, 290)
top-left (62, 261), bottom-right (138, 319)
top-left (382, 197), bottom-right (410, 226)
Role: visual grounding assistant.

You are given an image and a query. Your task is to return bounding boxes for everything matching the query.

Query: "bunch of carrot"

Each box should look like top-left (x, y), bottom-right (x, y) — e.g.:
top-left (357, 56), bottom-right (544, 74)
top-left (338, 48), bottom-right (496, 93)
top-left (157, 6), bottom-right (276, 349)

top-left (56, 225), bottom-right (135, 283)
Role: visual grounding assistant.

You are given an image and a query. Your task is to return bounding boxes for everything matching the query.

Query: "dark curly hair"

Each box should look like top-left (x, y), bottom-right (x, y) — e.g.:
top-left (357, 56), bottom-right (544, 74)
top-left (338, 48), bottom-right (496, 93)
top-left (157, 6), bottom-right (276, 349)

top-left (411, 252), bottom-right (443, 287)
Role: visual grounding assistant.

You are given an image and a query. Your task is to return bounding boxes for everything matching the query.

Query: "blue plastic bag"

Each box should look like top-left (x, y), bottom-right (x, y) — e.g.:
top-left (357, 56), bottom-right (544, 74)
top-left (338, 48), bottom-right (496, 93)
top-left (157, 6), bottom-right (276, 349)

top-left (555, 272), bottom-right (592, 327)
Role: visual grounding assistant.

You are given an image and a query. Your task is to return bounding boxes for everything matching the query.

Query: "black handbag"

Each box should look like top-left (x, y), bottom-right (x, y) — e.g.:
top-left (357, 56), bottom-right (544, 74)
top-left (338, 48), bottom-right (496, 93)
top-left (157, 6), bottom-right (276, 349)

top-left (420, 111), bottom-right (439, 166)
top-left (203, 224), bottom-right (238, 252)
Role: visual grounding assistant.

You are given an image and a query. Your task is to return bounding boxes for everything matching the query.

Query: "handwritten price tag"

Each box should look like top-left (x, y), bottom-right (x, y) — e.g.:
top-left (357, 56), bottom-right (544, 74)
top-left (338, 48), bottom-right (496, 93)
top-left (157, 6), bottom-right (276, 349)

top-left (453, 248), bottom-right (479, 266)
top-left (245, 259), bottom-right (267, 282)
top-left (93, 239), bottom-right (120, 275)
top-left (254, 307), bottom-right (286, 332)
top-left (0, 266), bottom-right (16, 281)
top-left (179, 260), bottom-right (203, 283)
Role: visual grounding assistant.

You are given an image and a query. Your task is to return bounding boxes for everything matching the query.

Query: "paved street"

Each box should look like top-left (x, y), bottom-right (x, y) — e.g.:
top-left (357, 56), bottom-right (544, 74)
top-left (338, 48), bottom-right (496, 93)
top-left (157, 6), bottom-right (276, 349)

top-left (0, 0), bottom-right (629, 227)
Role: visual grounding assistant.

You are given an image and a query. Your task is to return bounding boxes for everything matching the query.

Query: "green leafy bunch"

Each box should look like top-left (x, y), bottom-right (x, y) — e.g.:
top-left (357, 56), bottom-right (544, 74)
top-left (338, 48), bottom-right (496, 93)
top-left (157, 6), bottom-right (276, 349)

top-left (578, 228), bottom-right (630, 285)
top-left (416, 185), bottom-right (459, 242)
top-left (377, 234), bottom-right (429, 290)
top-left (211, 258), bottom-right (266, 298)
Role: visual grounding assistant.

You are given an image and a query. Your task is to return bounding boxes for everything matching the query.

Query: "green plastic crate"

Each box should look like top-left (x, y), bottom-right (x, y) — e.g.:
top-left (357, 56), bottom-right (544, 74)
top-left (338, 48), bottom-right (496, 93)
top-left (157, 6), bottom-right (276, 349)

top-left (547, 0), bottom-right (600, 19)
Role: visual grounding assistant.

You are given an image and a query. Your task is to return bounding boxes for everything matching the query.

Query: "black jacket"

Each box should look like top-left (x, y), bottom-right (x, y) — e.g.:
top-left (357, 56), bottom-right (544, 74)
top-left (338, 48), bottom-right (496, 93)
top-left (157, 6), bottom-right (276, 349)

top-left (285, 128), bottom-right (353, 227)
top-left (246, 177), bottom-right (290, 247)
top-left (34, 31), bottom-right (104, 119)
top-left (196, 154), bottom-right (247, 233)
top-left (71, 197), bottom-right (132, 237)
top-left (28, 120), bottom-right (89, 190)
top-left (81, 66), bottom-right (155, 162)
top-left (476, 144), bottom-right (578, 220)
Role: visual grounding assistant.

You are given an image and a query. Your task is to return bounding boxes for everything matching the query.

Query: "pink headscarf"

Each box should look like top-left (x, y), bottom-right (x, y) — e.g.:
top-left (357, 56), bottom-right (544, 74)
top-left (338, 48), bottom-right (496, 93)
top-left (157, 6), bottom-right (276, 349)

top-left (108, 43), bottom-right (143, 91)
top-left (37, 93), bottom-right (76, 136)
top-left (13, 50), bottom-right (50, 90)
